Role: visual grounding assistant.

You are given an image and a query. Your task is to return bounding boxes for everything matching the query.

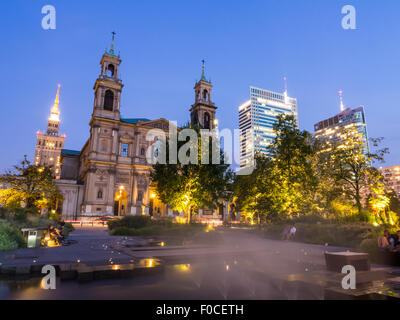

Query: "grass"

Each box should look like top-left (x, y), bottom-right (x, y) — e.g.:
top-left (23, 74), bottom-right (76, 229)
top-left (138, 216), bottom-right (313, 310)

top-left (260, 221), bottom-right (393, 249)
top-left (108, 216), bottom-right (223, 244)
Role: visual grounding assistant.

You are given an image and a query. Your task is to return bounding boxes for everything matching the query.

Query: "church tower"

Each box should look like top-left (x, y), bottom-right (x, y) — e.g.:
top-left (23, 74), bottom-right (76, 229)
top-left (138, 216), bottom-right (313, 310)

top-left (92, 32), bottom-right (123, 121)
top-left (35, 85), bottom-right (66, 179)
top-left (190, 61), bottom-right (217, 129)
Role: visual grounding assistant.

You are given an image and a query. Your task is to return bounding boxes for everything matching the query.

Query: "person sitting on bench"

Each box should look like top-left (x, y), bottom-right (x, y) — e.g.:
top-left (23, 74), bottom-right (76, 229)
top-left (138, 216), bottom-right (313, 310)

top-left (378, 230), bottom-right (392, 251)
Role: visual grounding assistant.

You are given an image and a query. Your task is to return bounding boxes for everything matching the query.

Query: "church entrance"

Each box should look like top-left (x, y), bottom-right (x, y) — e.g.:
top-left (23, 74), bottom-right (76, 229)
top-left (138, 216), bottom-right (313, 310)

top-left (114, 187), bottom-right (128, 216)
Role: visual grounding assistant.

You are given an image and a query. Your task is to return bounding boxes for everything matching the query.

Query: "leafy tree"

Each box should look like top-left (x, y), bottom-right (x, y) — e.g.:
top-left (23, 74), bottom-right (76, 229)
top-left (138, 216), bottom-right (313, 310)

top-left (233, 153), bottom-right (278, 223)
top-left (0, 156), bottom-right (63, 211)
top-left (151, 125), bottom-right (233, 223)
top-left (323, 127), bottom-right (388, 216)
top-left (267, 114), bottom-right (316, 216)
top-left (234, 115), bottom-right (317, 222)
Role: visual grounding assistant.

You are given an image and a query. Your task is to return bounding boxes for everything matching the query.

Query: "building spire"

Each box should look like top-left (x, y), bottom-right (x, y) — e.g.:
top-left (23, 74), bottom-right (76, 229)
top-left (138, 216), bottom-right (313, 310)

top-left (109, 31), bottom-right (116, 56)
top-left (338, 90), bottom-right (345, 112)
top-left (50, 84), bottom-right (61, 120)
top-left (54, 84), bottom-right (60, 109)
top-left (200, 59), bottom-right (209, 82)
top-left (47, 84), bottom-right (61, 135)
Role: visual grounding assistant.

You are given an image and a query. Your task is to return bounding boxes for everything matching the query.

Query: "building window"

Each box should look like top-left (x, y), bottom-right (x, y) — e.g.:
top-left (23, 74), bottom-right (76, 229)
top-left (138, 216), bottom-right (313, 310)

top-left (140, 147), bottom-right (145, 156)
top-left (97, 189), bottom-right (103, 199)
top-left (203, 89), bottom-right (208, 100)
top-left (104, 90), bottom-right (114, 111)
top-left (121, 143), bottom-right (129, 157)
top-left (204, 112), bottom-right (210, 129)
top-left (106, 64), bottom-right (115, 77)
top-left (137, 191), bottom-right (143, 202)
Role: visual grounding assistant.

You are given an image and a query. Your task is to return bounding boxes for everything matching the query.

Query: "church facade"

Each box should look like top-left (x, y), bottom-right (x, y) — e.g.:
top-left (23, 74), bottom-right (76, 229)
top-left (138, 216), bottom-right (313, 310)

top-left (52, 37), bottom-right (227, 221)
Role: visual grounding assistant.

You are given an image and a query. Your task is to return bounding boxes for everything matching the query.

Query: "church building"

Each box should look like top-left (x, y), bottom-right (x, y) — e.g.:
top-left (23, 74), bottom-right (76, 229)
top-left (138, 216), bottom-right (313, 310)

top-left (51, 36), bottom-right (225, 221)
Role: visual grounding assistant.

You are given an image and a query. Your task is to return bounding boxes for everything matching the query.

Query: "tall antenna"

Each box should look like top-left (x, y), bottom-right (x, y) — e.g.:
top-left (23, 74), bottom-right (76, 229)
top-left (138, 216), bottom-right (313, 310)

top-left (284, 76), bottom-right (287, 94)
top-left (284, 76), bottom-right (288, 104)
top-left (338, 90), bottom-right (344, 112)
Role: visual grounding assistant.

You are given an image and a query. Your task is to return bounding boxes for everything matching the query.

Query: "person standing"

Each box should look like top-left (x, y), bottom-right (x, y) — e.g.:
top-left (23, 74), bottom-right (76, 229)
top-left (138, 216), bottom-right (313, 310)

top-left (289, 225), bottom-right (297, 240)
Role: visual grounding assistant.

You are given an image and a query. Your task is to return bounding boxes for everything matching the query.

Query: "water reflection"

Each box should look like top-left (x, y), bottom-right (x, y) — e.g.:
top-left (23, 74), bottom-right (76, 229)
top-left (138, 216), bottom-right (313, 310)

top-left (1, 258), bottom-right (399, 300)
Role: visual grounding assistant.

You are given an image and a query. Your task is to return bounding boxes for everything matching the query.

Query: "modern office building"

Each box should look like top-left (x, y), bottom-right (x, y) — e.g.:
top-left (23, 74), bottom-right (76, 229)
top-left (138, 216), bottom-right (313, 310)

top-left (238, 85), bottom-right (298, 167)
top-left (314, 105), bottom-right (369, 155)
top-left (378, 165), bottom-right (400, 197)
top-left (34, 85), bottom-right (66, 179)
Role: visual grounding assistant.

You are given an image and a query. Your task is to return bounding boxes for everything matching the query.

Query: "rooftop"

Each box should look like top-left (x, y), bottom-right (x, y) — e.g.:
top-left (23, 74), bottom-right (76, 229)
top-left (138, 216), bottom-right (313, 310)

top-left (120, 118), bottom-right (151, 125)
top-left (61, 149), bottom-right (80, 157)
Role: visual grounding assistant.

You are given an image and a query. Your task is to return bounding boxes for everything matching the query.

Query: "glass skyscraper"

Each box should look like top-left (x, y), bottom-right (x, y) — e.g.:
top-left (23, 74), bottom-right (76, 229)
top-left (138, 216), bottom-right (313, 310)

top-left (238, 86), bottom-right (298, 168)
top-left (314, 106), bottom-right (369, 155)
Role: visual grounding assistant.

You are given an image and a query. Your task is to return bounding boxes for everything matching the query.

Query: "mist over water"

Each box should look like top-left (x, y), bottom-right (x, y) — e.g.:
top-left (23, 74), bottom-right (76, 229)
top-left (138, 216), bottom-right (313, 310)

top-left (0, 231), bottom-right (336, 300)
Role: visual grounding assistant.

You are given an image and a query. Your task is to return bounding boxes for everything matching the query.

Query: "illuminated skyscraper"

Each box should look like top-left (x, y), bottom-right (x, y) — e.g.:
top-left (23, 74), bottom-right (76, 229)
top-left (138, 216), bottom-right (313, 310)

top-left (34, 85), bottom-right (65, 179)
top-left (378, 165), bottom-right (400, 197)
top-left (238, 83), bottom-right (298, 167)
top-left (314, 92), bottom-right (369, 155)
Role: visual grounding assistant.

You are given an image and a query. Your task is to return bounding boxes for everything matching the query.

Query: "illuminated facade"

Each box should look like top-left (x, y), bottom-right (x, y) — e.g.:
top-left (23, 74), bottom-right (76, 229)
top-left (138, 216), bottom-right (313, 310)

top-left (378, 165), bottom-right (400, 197)
top-left (34, 85), bottom-right (65, 179)
top-left (238, 85), bottom-right (298, 167)
top-left (55, 36), bottom-right (230, 221)
top-left (314, 106), bottom-right (369, 155)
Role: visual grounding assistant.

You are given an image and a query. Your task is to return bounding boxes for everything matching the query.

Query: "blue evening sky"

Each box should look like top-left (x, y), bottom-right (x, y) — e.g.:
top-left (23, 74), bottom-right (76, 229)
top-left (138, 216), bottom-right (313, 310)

top-left (0, 0), bottom-right (399, 170)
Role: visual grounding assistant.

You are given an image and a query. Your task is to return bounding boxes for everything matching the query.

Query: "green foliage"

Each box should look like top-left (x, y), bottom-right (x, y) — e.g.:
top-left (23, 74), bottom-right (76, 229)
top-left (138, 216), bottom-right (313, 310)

top-left (0, 219), bottom-right (25, 250)
top-left (108, 216), bottom-right (153, 230)
top-left (234, 115), bottom-right (317, 222)
top-left (0, 156), bottom-right (63, 211)
top-left (0, 208), bottom-right (71, 250)
top-left (263, 222), bottom-right (377, 248)
top-left (234, 114), bottom-right (393, 225)
top-left (359, 238), bottom-right (380, 261)
top-left (109, 222), bottom-right (206, 237)
top-left (151, 125), bottom-right (233, 223)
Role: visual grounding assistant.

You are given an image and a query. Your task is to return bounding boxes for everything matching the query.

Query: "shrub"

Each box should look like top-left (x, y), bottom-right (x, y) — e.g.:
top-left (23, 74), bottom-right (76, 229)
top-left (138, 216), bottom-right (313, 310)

top-left (110, 226), bottom-right (141, 236)
top-left (63, 222), bottom-right (74, 235)
top-left (263, 222), bottom-right (378, 248)
top-left (0, 233), bottom-right (19, 251)
top-left (0, 219), bottom-right (25, 250)
top-left (359, 238), bottom-right (380, 259)
top-left (108, 216), bottom-right (152, 230)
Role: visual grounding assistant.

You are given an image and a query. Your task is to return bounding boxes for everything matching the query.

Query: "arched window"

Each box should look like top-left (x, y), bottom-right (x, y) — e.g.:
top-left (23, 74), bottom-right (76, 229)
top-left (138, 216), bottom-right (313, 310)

top-left (97, 189), bottom-right (103, 199)
top-left (140, 147), bottom-right (145, 156)
top-left (203, 89), bottom-right (208, 100)
top-left (104, 90), bottom-right (114, 111)
top-left (106, 64), bottom-right (115, 77)
top-left (137, 191), bottom-right (143, 202)
top-left (204, 112), bottom-right (210, 129)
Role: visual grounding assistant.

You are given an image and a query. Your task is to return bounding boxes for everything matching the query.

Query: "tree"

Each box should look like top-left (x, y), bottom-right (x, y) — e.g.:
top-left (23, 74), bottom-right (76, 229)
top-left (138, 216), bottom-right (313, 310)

top-left (233, 153), bottom-right (276, 223)
top-left (0, 156), bottom-right (63, 211)
top-left (151, 125), bottom-right (232, 223)
top-left (267, 114), bottom-right (316, 216)
top-left (323, 127), bottom-right (388, 216)
top-left (234, 115), bottom-right (317, 222)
